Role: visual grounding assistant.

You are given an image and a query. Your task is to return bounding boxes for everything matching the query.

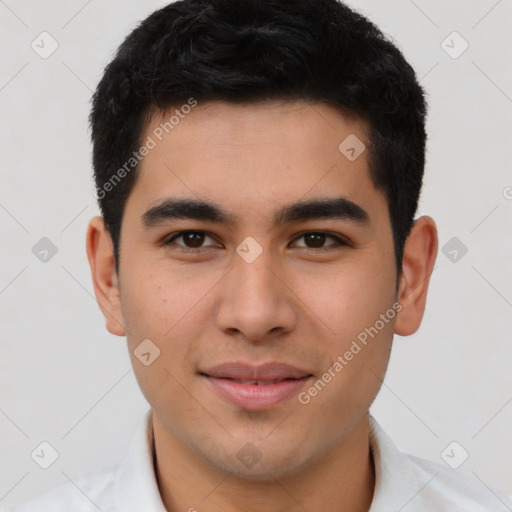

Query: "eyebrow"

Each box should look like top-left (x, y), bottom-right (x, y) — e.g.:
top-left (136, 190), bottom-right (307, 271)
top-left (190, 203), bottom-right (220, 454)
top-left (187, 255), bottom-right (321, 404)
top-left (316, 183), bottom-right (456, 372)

top-left (141, 196), bottom-right (370, 228)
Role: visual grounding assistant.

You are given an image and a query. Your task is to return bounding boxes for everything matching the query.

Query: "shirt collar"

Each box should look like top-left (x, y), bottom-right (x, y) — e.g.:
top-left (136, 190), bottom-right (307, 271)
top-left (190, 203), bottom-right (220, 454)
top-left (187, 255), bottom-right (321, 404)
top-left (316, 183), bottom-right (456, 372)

top-left (114, 409), bottom-right (167, 511)
top-left (368, 415), bottom-right (426, 511)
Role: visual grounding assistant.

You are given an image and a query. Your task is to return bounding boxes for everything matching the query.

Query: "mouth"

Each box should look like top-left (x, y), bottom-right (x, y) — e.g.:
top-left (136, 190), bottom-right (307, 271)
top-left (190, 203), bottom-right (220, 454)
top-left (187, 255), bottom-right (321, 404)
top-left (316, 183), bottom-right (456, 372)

top-left (215, 378), bottom-right (303, 385)
top-left (198, 362), bottom-right (313, 410)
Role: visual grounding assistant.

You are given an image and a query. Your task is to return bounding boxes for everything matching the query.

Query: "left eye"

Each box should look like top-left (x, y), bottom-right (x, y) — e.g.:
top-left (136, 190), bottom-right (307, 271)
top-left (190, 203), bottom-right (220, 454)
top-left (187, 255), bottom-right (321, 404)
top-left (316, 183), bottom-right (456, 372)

top-left (166, 231), bottom-right (218, 249)
top-left (291, 232), bottom-right (347, 249)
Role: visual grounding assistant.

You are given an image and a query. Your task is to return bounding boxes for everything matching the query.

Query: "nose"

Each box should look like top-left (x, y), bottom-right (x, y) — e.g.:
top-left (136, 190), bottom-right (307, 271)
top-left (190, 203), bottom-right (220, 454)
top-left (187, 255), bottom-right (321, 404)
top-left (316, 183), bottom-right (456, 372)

top-left (214, 250), bottom-right (297, 343)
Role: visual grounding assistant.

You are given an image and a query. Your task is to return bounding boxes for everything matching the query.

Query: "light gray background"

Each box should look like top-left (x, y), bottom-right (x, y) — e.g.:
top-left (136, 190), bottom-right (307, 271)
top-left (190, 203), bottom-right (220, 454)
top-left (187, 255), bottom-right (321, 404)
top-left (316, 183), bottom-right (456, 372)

top-left (1, 0), bottom-right (511, 508)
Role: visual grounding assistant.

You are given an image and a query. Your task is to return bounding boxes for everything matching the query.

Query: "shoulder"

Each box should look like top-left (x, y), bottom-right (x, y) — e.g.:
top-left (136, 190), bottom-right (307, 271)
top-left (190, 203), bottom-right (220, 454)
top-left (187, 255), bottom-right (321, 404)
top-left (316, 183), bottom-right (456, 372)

top-left (3, 410), bottom-right (157, 512)
top-left (405, 452), bottom-right (512, 511)
top-left (3, 464), bottom-right (117, 512)
top-left (368, 415), bottom-right (512, 511)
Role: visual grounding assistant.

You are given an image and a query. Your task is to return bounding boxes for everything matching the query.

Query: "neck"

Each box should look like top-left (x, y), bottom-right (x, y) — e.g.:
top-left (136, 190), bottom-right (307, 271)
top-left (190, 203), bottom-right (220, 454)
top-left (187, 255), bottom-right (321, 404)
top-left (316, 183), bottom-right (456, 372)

top-left (152, 413), bottom-right (375, 512)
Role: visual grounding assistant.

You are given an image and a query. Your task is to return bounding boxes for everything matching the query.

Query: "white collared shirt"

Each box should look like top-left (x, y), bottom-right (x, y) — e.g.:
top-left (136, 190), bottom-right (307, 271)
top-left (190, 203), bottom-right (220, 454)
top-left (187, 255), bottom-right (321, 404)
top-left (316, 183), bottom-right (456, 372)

top-left (4, 409), bottom-right (512, 511)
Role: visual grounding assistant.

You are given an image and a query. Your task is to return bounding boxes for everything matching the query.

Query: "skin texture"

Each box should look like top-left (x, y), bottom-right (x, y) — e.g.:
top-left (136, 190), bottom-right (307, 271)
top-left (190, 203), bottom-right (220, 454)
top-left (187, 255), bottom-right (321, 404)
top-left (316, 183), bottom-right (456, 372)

top-left (86, 100), bottom-right (438, 512)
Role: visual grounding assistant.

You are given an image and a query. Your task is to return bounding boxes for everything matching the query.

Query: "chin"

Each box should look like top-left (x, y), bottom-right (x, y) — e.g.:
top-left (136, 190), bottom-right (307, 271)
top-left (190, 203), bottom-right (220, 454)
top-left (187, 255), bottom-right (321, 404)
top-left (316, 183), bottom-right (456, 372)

top-left (202, 438), bottom-right (313, 482)
top-left (221, 456), bottom-right (306, 482)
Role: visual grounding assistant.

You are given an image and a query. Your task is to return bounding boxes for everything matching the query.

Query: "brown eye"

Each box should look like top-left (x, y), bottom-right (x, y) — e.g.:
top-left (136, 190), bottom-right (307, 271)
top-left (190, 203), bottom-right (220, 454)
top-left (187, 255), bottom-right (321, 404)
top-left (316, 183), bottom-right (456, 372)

top-left (303, 233), bottom-right (327, 248)
top-left (166, 231), bottom-right (218, 249)
top-left (291, 232), bottom-right (348, 250)
top-left (181, 231), bottom-right (205, 247)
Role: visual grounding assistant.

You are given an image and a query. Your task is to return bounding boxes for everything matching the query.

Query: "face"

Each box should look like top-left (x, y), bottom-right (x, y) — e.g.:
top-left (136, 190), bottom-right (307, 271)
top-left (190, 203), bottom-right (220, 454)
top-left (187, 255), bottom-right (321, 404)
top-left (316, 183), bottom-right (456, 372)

top-left (89, 100), bottom-right (432, 482)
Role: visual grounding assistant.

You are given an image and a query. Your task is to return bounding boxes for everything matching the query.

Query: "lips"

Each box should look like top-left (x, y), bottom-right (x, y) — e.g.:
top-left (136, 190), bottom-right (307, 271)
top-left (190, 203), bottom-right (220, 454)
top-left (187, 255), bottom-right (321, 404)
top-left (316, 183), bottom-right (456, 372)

top-left (227, 379), bottom-right (289, 385)
top-left (199, 362), bottom-right (313, 410)
top-left (200, 361), bottom-right (311, 381)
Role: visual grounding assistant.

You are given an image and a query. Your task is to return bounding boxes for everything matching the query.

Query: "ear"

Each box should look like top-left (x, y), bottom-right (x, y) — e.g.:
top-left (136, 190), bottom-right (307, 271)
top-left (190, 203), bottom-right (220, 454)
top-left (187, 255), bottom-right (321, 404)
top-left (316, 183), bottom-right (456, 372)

top-left (394, 215), bottom-right (438, 336)
top-left (86, 216), bottom-right (126, 336)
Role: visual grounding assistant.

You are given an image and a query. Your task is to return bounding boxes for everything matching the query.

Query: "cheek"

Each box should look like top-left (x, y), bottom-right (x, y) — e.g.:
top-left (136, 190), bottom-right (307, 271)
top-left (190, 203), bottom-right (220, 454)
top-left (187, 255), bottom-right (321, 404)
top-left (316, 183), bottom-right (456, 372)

top-left (296, 253), bottom-right (397, 402)
top-left (120, 267), bottom-right (215, 375)
top-left (305, 319), bottom-right (395, 430)
top-left (120, 272), bottom-right (205, 407)
top-left (292, 257), bottom-right (396, 342)
top-left (121, 265), bottom-right (200, 336)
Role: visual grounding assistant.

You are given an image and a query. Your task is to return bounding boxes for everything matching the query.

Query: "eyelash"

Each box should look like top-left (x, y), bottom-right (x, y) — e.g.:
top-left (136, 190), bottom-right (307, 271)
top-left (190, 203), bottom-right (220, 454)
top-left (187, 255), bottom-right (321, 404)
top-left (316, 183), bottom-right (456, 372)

top-left (162, 230), bottom-right (351, 253)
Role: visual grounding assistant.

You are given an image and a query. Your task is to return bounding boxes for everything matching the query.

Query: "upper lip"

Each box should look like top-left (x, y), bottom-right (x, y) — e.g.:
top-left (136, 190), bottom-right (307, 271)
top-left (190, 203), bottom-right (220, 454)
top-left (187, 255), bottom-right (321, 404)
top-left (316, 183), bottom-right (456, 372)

top-left (199, 362), bottom-right (312, 381)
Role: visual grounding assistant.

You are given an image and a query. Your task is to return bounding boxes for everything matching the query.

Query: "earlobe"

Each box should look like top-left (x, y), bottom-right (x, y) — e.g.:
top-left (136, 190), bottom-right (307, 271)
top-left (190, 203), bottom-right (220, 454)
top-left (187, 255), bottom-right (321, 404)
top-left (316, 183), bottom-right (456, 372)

top-left (394, 215), bottom-right (438, 336)
top-left (86, 216), bottom-right (126, 336)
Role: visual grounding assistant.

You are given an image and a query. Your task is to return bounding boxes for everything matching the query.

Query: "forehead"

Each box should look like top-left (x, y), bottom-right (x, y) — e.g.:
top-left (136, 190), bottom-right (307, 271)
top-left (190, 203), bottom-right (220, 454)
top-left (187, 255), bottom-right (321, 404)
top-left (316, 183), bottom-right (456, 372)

top-left (128, 100), bottom-right (384, 224)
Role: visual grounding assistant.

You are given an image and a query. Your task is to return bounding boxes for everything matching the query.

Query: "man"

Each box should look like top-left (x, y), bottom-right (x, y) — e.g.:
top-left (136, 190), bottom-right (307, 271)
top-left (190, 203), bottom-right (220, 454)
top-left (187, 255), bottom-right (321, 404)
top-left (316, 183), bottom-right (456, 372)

top-left (5, 0), bottom-right (512, 510)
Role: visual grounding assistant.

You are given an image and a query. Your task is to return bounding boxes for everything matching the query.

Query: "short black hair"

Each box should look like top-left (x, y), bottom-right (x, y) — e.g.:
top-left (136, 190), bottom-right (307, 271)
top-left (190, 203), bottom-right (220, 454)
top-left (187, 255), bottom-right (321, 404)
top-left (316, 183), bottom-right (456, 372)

top-left (90, 0), bottom-right (427, 274)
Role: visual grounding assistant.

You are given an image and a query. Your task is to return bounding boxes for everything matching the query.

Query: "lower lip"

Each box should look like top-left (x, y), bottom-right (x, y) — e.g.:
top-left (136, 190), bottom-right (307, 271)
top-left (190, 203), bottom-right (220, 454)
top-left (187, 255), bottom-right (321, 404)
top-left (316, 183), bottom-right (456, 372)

top-left (203, 375), bottom-right (312, 410)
